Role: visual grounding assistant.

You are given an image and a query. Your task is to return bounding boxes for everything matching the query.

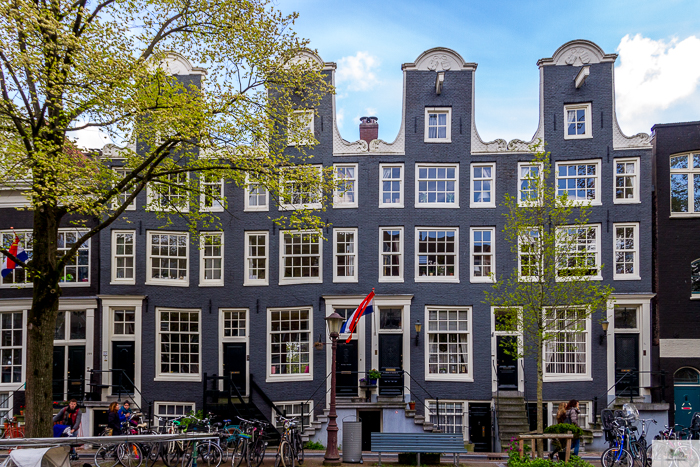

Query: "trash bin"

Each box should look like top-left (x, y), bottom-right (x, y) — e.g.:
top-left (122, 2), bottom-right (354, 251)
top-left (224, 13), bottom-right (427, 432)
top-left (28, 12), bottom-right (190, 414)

top-left (342, 416), bottom-right (363, 463)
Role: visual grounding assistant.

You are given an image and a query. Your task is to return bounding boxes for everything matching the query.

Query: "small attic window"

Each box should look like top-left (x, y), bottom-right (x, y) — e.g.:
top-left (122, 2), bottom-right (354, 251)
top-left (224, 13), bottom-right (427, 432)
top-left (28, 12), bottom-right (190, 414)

top-left (424, 108), bottom-right (451, 143)
top-left (564, 103), bottom-right (592, 140)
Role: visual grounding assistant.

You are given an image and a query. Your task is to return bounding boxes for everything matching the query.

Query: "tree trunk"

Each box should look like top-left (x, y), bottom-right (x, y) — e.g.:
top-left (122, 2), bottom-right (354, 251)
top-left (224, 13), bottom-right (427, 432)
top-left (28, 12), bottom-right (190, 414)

top-left (25, 207), bottom-right (62, 438)
top-left (536, 338), bottom-right (544, 457)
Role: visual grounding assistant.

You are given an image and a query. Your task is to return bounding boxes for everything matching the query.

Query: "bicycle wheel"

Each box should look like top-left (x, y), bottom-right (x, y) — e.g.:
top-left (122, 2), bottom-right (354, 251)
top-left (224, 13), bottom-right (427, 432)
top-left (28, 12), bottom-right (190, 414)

top-left (248, 437), bottom-right (266, 467)
top-left (275, 440), bottom-right (294, 467)
top-left (198, 441), bottom-right (224, 467)
top-left (119, 442), bottom-right (144, 467)
top-left (631, 441), bottom-right (647, 467)
top-left (294, 432), bottom-right (304, 465)
top-left (233, 438), bottom-right (247, 467)
top-left (163, 441), bottom-right (182, 467)
top-left (602, 447), bottom-right (634, 467)
top-left (95, 444), bottom-right (121, 467)
top-left (646, 444), bottom-right (653, 467)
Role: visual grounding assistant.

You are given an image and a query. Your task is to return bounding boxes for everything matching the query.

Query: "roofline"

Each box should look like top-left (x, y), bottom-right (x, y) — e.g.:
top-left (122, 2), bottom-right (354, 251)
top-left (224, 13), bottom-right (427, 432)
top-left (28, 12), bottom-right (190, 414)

top-left (651, 121), bottom-right (700, 131)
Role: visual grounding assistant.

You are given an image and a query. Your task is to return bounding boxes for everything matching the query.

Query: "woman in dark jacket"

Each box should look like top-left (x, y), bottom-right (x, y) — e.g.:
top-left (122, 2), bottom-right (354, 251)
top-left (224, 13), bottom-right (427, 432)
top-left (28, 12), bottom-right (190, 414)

top-left (107, 402), bottom-right (123, 435)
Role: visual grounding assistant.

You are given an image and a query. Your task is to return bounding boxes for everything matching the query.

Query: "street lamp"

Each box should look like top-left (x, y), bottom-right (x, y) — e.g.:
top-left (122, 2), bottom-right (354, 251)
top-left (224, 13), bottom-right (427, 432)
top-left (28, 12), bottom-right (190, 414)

top-left (324, 312), bottom-right (345, 465)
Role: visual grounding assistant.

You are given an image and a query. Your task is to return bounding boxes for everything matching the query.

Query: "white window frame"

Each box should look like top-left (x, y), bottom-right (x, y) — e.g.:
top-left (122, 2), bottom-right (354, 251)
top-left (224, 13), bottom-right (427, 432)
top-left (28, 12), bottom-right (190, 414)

top-left (51, 230), bottom-right (91, 287)
top-left (244, 231), bottom-right (269, 286)
top-left (564, 103), bottom-right (592, 140)
top-left (279, 230), bottom-right (323, 285)
top-left (425, 307), bottom-right (473, 382)
top-left (549, 401), bottom-right (591, 429)
top-left (333, 164), bottom-right (358, 209)
top-left (415, 163), bottom-right (460, 208)
top-left (287, 110), bottom-right (314, 146)
top-left (0, 310), bottom-right (26, 387)
top-left (669, 152), bottom-right (700, 217)
top-left (0, 231), bottom-right (32, 287)
top-left (424, 107), bottom-right (452, 143)
top-left (518, 228), bottom-right (542, 282)
top-left (272, 400), bottom-right (314, 428)
top-left (244, 175), bottom-right (269, 212)
top-left (153, 402), bottom-right (195, 426)
top-left (470, 163), bottom-right (496, 208)
top-left (517, 162), bottom-right (543, 207)
top-left (112, 167), bottom-right (136, 211)
top-left (155, 307), bottom-right (201, 381)
top-left (219, 308), bottom-right (249, 394)
top-left (613, 158), bottom-right (640, 204)
top-left (146, 231), bottom-right (190, 287)
top-left (279, 165), bottom-right (323, 211)
top-left (543, 308), bottom-right (592, 382)
top-left (266, 307), bottom-right (313, 382)
top-left (426, 400), bottom-right (468, 441)
top-left (199, 232), bottom-right (224, 287)
top-left (111, 230), bottom-right (135, 285)
top-left (613, 223), bottom-right (640, 281)
top-left (147, 173), bottom-right (190, 212)
top-left (333, 228), bottom-right (358, 283)
top-left (200, 174), bottom-right (224, 212)
top-left (470, 227), bottom-right (495, 283)
top-left (414, 227), bottom-right (460, 283)
top-left (379, 227), bottom-right (404, 283)
top-left (555, 224), bottom-right (602, 281)
top-left (379, 164), bottom-right (404, 208)
top-left (555, 159), bottom-right (602, 206)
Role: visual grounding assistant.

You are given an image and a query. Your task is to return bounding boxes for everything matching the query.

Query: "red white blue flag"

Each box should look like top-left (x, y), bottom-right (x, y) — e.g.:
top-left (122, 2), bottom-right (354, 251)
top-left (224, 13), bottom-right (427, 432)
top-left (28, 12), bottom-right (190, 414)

top-left (1, 235), bottom-right (29, 278)
top-left (340, 290), bottom-right (375, 343)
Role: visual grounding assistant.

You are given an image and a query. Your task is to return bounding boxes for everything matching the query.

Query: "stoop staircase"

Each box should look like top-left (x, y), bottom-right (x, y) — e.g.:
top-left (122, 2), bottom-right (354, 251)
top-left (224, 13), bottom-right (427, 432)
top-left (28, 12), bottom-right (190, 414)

top-left (495, 392), bottom-right (530, 449)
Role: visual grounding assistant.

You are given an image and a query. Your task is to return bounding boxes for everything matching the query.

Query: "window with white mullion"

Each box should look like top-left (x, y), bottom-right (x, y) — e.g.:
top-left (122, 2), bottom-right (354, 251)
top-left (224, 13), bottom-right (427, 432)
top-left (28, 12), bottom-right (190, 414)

top-left (379, 164), bottom-right (403, 208)
top-left (111, 230), bottom-right (135, 284)
top-left (556, 225), bottom-right (601, 280)
top-left (268, 308), bottom-right (312, 380)
top-left (424, 108), bottom-right (452, 143)
top-left (244, 174), bottom-right (269, 212)
top-left (614, 158), bottom-right (639, 204)
top-left (427, 401), bottom-right (466, 436)
top-left (57, 231), bottom-right (90, 285)
top-left (0, 231), bottom-right (32, 286)
top-left (613, 223), bottom-right (639, 280)
top-left (564, 103), bottom-right (592, 139)
top-left (471, 163), bottom-right (495, 208)
top-left (279, 231), bottom-right (322, 284)
top-left (556, 160), bottom-right (600, 204)
top-left (470, 228), bottom-right (494, 283)
top-left (416, 165), bottom-right (459, 207)
top-left (113, 308), bottom-right (136, 336)
top-left (333, 229), bottom-right (357, 283)
top-left (200, 232), bottom-right (223, 286)
top-left (200, 174), bottom-right (224, 212)
top-left (244, 232), bottom-right (268, 286)
top-left (112, 168), bottom-right (136, 210)
top-left (518, 163), bottom-right (542, 206)
top-left (147, 232), bottom-right (189, 286)
top-left (0, 312), bottom-right (23, 383)
top-left (287, 110), bottom-right (314, 146)
top-left (148, 173), bottom-right (189, 212)
top-left (379, 227), bottom-right (403, 282)
top-left (279, 166), bottom-right (322, 210)
top-left (154, 402), bottom-right (195, 427)
top-left (157, 309), bottom-right (200, 378)
top-left (670, 153), bottom-right (700, 215)
top-left (333, 164), bottom-right (357, 208)
top-left (544, 308), bottom-right (589, 379)
top-left (426, 308), bottom-right (471, 380)
top-left (222, 309), bottom-right (247, 338)
top-left (416, 228), bottom-right (459, 282)
top-left (518, 229), bottom-right (541, 280)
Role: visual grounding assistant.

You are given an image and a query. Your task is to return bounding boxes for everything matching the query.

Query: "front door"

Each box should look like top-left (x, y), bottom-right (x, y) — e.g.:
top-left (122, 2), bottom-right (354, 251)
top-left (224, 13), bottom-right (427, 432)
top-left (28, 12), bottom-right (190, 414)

top-left (496, 336), bottom-right (518, 389)
top-left (67, 346), bottom-right (85, 400)
top-left (336, 340), bottom-right (358, 395)
top-left (615, 334), bottom-right (639, 396)
top-left (112, 342), bottom-right (135, 394)
top-left (378, 334), bottom-right (403, 396)
top-left (468, 403), bottom-right (492, 453)
top-left (223, 343), bottom-right (247, 396)
top-left (52, 346), bottom-right (65, 401)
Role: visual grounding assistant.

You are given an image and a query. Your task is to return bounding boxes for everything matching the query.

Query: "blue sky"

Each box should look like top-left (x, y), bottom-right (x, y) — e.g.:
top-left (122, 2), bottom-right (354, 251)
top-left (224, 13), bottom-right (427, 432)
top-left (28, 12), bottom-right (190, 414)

top-left (276, 0), bottom-right (700, 144)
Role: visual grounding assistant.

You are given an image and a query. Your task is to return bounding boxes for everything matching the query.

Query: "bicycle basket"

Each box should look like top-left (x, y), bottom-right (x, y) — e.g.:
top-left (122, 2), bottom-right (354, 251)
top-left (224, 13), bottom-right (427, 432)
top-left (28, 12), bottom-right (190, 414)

top-left (621, 403), bottom-right (639, 421)
top-left (601, 409), bottom-right (615, 430)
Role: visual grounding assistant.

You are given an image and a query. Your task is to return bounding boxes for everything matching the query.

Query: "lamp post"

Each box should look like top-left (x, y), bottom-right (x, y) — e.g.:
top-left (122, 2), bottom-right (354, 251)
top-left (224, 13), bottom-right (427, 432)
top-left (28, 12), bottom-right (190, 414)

top-left (324, 312), bottom-right (344, 465)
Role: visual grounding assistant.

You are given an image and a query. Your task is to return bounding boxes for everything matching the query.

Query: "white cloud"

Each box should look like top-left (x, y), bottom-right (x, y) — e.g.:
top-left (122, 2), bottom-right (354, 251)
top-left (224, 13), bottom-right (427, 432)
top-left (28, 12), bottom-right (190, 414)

top-left (336, 52), bottom-right (380, 92)
top-left (365, 107), bottom-right (377, 116)
top-left (336, 107), bottom-right (345, 129)
top-left (616, 34), bottom-right (700, 133)
top-left (68, 125), bottom-right (113, 150)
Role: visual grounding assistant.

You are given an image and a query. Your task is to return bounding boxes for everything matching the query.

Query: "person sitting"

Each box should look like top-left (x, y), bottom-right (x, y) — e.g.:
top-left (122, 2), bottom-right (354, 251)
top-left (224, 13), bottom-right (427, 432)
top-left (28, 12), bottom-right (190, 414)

top-left (107, 402), bottom-right (125, 435)
top-left (52, 399), bottom-right (82, 459)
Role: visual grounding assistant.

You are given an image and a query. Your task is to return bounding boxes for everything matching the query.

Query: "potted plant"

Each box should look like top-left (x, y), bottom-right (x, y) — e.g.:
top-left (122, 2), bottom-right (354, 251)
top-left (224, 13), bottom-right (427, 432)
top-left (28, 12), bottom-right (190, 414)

top-left (368, 369), bottom-right (382, 385)
top-left (359, 377), bottom-right (367, 385)
top-left (408, 401), bottom-right (416, 410)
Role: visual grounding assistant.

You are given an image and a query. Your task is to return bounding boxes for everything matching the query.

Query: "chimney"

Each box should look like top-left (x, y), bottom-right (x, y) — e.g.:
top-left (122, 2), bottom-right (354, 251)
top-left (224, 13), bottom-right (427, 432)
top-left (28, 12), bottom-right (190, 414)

top-left (359, 116), bottom-right (378, 146)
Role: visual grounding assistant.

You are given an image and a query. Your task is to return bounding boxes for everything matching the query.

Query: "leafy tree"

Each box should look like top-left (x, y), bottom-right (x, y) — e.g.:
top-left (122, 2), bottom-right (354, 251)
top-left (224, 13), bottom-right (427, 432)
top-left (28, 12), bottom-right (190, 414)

top-left (0, 0), bottom-right (334, 436)
top-left (484, 144), bottom-right (613, 454)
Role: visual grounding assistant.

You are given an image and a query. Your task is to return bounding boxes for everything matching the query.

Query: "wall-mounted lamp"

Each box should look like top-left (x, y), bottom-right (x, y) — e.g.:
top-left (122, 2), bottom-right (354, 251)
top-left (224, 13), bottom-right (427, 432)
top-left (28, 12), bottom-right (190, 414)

top-left (599, 319), bottom-right (609, 345)
top-left (415, 320), bottom-right (422, 346)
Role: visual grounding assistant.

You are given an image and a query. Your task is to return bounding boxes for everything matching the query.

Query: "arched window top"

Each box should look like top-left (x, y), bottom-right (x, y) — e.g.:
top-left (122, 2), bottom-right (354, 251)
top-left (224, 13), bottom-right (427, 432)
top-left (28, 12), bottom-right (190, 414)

top-left (692, 260), bottom-right (700, 295)
top-left (674, 367), bottom-right (700, 384)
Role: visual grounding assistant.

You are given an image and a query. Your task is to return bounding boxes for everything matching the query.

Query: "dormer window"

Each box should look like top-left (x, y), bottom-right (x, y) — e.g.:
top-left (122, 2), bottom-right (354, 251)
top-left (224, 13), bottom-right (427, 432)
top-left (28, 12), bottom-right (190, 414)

top-left (564, 103), bottom-right (592, 139)
top-left (424, 108), bottom-right (452, 143)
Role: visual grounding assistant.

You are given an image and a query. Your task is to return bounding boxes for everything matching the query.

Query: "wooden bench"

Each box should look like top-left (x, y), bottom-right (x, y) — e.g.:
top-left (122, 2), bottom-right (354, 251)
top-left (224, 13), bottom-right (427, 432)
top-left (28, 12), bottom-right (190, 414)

top-left (370, 432), bottom-right (469, 466)
top-left (517, 433), bottom-right (574, 462)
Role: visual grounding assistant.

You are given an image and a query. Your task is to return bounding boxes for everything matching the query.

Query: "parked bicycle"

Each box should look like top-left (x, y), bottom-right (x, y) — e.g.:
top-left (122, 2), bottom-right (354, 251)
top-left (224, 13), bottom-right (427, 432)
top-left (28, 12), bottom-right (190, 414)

top-left (274, 416), bottom-right (304, 467)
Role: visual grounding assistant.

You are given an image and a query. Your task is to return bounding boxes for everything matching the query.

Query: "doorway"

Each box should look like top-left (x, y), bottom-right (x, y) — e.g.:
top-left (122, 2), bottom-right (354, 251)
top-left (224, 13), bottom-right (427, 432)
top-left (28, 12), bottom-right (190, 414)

top-left (112, 341), bottom-right (135, 394)
top-left (378, 334), bottom-right (403, 396)
top-left (336, 340), bottom-right (358, 395)
top-left (53, 345), bottom-right (85, 401)
top-left (223, 343), bottom-right (248, 396)
top-left (496, 336), bottom-right (518, 389)
top-left (674, 367), bottom-right (700, 428)
top-left (614, 334), bottom-right (639, 397)
top-left (468, 404), bottom-right (492, 453)
top-left (359, 410), bottom-right (381, 451)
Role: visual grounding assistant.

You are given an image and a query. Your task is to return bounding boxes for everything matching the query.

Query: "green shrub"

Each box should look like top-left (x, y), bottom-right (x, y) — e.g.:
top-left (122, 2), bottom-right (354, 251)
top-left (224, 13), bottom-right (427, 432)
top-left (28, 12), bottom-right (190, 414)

top-left (507, 454), bottom-right (593, 467)
top-left (304, 441), bottom-right (325, 450)
top-left (543, 423), bottom-right (584, 451)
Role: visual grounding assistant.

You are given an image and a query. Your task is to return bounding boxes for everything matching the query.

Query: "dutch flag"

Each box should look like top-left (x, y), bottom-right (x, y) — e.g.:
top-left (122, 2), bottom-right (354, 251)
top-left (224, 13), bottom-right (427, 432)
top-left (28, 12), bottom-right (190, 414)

top-left (340, 290), bottom-right (375, 343)
top-left (1, 234), bottom-right (29, 278)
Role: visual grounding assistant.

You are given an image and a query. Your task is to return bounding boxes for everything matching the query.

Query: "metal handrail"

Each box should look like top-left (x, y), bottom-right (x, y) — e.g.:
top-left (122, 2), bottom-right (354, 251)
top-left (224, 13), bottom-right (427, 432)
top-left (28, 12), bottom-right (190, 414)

top-left (89, 368), bottom-right (153, 428)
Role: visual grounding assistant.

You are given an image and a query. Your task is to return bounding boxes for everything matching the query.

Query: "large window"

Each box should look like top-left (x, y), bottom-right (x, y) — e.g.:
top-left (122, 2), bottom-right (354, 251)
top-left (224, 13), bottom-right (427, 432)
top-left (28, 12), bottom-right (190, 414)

top-left (0, 312), bottom-right (23, 384)
top-left (470, 228), bottom-right (495, 283)
top-left (280, 231), bottom-right (322, 285)
top-left (334, 164), bottom-right (357, 208)
top-left (147, 232), bottom-right (189, 286)
top-left (1, 231), bottom-right (32, 286)
top-left (427, 401), bottom-right (465, 437)
top-left (416, 228), bottom-right (458, 282)
top-left (200, 174), bottom-right (224, 212)
top-left (244, 232), bottom-right (268, 286)
top-left (544, 308), bottom-right (590, 380)
top-left (268, 308), bottom-right (312, 381)
top-left (416, 165), bottom-right (458, 207)
top-left (280, 166), bottom-right (322, 210)
top-left (200, 233), bottom-right (223, 286)
top-left (426, 307), bottom-right (471, 381)
top-left (379, 227), bottom-right (403, 282)
top-left (157, 309), bottom-right (200, 379)
top-left (614, 158), bottom-right (640, 204)
top-left (518, 163), bottom-right (542, 206)
top-left (518, 229), bottom-right (541, 280)
top-left (564, 103), bottom-right (592, 139)
top-left (670, 153), bottom-right (700, 215)
top-left (111, 230), bottom-right (135, 284)
top-left (556, 160), bottom-right (601, 204)
top-left (147, 173), bottom-right (189, 212)
top-left (471, 163), bottom-right (495, 208)
top-left (379, 164), bottom-right (403, 208)
top-left (424, 108), bottom-right (451, 143)
top-left (333, 228), bottom-right (357, 283)
top-left (556, 225), bottom-right (601, 279)
top-left (613, 223), bottom-right (639, 280)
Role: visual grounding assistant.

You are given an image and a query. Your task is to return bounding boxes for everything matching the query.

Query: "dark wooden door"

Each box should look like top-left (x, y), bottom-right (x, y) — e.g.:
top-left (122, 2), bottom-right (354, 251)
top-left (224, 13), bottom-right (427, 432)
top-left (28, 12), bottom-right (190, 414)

top-left (67, 345), bottom-right (85, 400)
top-left (52, 346), bottom-right (65, 401)
top-left (615, 334), bottom-right (639, 396)
top-left (336, 340), bottom-right (358, 395)
top-left (112, 341), bottom-right (135, 394)
top-left (378, 334), bottom-right (403, 395)
top-left (468, 403), bottom-right (492, 453)
top-left (223, 343), bottom-right (247, 395)
top-left (496, 336), bottom-right (518, 389)
top-left (359, 410), bottom-right (381, 451)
